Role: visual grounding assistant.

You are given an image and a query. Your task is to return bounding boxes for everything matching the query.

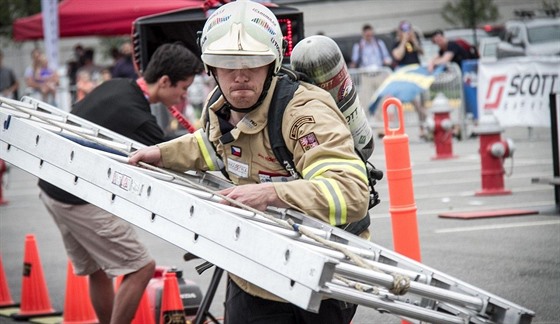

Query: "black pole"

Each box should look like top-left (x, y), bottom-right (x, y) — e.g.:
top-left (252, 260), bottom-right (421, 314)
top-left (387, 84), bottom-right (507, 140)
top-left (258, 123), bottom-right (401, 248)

top-left (470, 0), bottom-right (478, 48)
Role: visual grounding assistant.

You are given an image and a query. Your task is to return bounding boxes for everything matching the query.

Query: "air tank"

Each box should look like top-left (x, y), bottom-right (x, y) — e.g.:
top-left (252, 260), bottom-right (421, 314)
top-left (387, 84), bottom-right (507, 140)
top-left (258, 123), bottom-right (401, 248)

top-left (290, 35), bottom-right (374, 159)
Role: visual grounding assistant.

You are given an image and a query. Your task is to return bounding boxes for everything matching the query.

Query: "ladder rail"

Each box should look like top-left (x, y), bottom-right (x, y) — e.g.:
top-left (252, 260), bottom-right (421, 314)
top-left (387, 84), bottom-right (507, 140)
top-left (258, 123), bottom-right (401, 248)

top-left (0, 112), bottom-right (336, 312)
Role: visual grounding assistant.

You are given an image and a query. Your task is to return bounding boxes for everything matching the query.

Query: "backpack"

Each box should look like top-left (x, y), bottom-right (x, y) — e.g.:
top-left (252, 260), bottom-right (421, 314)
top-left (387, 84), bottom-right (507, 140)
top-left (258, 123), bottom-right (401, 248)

top-left (454, 38), bottom-right (479, 59)
top-left (203, 68), bottom-right (382, 219)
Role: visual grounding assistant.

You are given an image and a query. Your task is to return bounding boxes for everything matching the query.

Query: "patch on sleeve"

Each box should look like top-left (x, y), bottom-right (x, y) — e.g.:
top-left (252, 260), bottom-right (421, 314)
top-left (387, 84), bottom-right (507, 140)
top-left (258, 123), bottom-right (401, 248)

top-left (289, 116), bottom-right (315, 140)
top-left (298, 132), bottom-right (320, 151)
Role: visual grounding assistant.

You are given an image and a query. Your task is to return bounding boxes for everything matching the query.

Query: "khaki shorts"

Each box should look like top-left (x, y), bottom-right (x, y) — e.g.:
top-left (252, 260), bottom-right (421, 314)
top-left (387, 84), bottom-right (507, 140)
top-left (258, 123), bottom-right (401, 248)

top-left (40, 190), bottom-right (152, 277)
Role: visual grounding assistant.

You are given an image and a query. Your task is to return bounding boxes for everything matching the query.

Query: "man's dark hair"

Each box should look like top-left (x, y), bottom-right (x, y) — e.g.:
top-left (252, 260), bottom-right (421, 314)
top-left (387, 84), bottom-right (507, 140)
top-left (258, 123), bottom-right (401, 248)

top-left (431, 29), bottom-right (444, 38)
top-left (362, 24), bottom-right (373, 32)
top-left (143, 43), bottom-right (203, 86)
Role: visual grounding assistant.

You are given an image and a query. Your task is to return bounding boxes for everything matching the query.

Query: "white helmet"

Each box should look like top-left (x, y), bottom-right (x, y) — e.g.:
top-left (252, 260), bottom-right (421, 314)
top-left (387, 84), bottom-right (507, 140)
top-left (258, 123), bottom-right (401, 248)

top-left (200, 0), bottom-right (284, 74)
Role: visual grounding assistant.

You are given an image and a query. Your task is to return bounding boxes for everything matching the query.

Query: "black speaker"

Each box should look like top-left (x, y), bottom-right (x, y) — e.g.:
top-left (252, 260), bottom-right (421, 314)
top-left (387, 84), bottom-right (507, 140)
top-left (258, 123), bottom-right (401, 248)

top-left (132, 3), bottom-right (305, 74)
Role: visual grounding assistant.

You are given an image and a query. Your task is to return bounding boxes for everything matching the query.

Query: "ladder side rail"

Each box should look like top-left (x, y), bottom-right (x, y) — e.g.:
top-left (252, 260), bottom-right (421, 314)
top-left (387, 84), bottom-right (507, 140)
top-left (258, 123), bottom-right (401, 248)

top-left (0, 135), bottom-right (325, 312)
top-left (0, 139), bottom-right (326, 312)
top-left (0, 112), bottom-right (339, 312)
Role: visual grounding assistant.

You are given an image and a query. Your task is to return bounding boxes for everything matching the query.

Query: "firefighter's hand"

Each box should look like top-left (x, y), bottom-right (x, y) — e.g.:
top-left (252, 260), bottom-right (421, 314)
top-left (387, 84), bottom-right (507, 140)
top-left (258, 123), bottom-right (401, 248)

top-left (128, 146), bottom-right (163, 167)
top-left (217, 183), bottom-right (290, 211)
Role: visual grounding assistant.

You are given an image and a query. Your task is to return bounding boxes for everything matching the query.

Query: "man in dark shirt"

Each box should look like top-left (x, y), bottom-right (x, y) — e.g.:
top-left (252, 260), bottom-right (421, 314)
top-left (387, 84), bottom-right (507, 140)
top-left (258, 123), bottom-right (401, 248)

top-left (428, 29), bottom-right (469, 72)
top-left (38, 43), bottom-right (203, 324)
top-left (111, 42), bottom-right (138, 80)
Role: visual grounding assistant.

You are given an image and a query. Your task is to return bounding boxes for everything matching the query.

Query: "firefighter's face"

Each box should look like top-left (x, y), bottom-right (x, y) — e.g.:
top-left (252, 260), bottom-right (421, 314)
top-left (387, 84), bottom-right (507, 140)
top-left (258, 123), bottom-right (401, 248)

top-left (214, 65), bottom-right (269, 109)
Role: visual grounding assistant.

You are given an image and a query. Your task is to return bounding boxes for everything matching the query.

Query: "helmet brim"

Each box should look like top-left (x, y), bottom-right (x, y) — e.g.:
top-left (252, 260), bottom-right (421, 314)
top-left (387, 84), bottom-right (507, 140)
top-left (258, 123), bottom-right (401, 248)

top-left (202, 53), bottom-right (275, 70)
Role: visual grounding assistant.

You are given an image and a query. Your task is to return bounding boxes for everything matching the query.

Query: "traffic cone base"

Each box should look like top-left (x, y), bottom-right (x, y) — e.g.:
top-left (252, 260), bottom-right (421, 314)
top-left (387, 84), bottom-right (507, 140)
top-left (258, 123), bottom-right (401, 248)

top-left (11, 310), bottom-right (62, 321)
top-left (28, 315), bottom-right (64, 324)
top-left (0, 307), bottom-right (20, 317)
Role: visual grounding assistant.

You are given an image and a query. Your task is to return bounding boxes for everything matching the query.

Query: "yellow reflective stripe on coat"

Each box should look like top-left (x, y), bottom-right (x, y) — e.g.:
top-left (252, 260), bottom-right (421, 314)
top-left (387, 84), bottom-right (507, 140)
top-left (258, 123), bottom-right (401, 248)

top-left (311, 177), bottom-right (347, 226)
top-left (194, 129), bottom-right (221, 171)
top-left (302, 158), bottom-right (368, 184)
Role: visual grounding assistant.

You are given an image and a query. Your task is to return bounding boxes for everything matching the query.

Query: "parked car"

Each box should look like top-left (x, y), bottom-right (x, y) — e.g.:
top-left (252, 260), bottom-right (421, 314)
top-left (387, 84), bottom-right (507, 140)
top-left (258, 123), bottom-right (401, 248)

top-left (478, 36), bottom-right (502, 58)
top-left (442, 28), bottom-right (491, 48)
top-left (497, 16), bottom-right (560, 57)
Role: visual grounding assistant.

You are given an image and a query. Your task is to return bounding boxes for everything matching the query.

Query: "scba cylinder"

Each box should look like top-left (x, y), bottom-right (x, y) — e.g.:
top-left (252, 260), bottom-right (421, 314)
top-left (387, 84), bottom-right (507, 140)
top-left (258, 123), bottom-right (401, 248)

top-left (290, 35), bottom-right (374, 159)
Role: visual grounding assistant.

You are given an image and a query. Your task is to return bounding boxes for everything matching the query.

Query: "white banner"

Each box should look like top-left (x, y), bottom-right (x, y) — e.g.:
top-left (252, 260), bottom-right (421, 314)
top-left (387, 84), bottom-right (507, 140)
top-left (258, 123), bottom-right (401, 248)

top-left (478, 57), bottom-right (560, 127)
top-left (41, 0), bottom-right (59, 71)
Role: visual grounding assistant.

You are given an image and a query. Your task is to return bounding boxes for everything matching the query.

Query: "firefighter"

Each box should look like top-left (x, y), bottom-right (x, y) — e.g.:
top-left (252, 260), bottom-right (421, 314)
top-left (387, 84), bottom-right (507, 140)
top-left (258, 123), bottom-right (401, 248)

top-left (129, 1), bottom-right (369, 323)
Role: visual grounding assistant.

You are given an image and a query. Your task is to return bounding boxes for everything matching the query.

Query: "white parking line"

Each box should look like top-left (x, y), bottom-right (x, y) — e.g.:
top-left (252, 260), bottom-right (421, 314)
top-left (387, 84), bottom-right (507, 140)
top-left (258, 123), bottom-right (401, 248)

top-left (435, 220), bottom-right (560, 234)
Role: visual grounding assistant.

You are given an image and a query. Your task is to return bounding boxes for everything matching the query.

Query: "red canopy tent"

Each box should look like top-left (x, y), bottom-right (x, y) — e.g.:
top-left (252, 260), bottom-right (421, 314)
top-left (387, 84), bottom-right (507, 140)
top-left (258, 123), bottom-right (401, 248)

top-left (13, 0), bottom-right (204, 41)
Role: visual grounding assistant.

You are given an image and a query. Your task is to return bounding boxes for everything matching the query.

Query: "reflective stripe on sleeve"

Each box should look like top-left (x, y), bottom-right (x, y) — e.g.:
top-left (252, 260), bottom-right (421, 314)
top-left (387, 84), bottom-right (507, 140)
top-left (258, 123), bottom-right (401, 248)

top-left (194, 129), bottom-right (224, 171)
top-left (302, 158), bottom-right (368, 184)
top-left (311, 177), bottom-right (347, 226)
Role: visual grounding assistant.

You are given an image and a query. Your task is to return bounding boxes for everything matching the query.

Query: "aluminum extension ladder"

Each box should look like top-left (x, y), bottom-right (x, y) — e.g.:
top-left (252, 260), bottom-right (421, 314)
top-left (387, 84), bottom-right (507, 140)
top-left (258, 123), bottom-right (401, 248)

top-left (0, 96), bottom-right (535, 324)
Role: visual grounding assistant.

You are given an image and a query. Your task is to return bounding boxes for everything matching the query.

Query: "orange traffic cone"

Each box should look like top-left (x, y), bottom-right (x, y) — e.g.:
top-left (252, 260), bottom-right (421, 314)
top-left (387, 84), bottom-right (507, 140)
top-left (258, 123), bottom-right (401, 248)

top-left (382, 98), bottom-right (421, 262)
top-left (62, 260), bottom-right (97, 324)
top-left (0, 254), bottom-right (18, 308)
top-left (132, 291), bottom-right (155, 324)
top-left (159, 272), bottom-right (186, 324)
top-left (11, 234), bottom-right (61, 320)
top-left (115, 274), bottom-right (155, 324)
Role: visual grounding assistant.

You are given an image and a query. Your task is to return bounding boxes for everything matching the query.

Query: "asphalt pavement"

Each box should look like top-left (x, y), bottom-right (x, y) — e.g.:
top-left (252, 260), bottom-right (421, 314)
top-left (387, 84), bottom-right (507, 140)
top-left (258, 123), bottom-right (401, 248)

top-left (0, 124), bottom-right (558, 324)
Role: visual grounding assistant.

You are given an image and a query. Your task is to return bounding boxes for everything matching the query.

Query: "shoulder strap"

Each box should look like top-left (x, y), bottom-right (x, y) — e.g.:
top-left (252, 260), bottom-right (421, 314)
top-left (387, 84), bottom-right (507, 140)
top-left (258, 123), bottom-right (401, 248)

top-left (268, 74), bottom-right (301, 179)
top-left (204, 88), bottom-right (231, 181)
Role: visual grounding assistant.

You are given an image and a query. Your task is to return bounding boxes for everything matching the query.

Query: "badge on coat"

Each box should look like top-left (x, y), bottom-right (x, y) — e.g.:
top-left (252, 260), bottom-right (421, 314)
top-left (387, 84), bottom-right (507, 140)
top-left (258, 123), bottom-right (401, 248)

top-left (290, 116), bottom-right (315, 140)
top-left (298, 132), bottom-right (320, 151)
top-left (227, 159), bottom-right (249, 178)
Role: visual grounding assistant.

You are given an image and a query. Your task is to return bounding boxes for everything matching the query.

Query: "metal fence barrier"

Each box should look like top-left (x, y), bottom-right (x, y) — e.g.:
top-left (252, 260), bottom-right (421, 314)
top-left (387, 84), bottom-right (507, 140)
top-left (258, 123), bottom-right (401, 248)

top-left (348, 63), bottom-right (468, 139)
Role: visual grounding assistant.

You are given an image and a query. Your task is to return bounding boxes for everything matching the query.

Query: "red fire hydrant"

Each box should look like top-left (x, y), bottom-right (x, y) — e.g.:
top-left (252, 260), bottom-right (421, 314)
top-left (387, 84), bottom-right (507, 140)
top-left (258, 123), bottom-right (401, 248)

top-left (428, 93), bottom-right (456, 160)
top-left (474, 114), bottom-right (515, 196)
top-left (0, 159), bottom-right (8, 205)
